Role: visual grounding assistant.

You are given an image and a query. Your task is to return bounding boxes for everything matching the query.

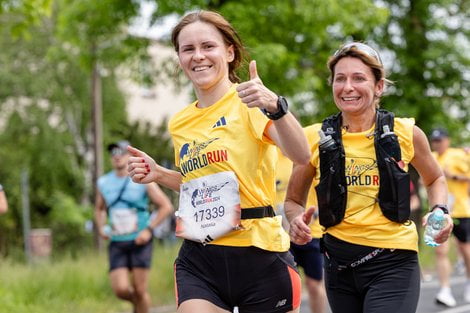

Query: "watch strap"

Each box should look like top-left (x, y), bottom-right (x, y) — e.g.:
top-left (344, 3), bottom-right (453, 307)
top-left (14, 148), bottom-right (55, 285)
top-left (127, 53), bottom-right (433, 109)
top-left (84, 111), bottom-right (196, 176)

top-left (430, 204), bottom-right (449, 215)
top-left (262, 96), bottom-right (288, 120)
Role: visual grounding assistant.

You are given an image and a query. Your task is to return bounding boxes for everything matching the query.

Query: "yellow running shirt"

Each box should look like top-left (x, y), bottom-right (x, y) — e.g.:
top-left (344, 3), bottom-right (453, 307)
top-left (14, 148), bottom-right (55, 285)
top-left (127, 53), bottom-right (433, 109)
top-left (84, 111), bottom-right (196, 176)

top-left (433, 148), bottom-right (470, 218)
top-left (168, 85), bottom-right (290, 252)
top-left (309, 117), bottom-right (419, 252)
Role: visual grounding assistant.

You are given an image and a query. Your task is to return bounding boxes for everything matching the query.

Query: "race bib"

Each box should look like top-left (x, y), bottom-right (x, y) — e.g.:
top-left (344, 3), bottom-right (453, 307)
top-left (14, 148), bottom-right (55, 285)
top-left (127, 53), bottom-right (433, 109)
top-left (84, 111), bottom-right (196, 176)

top-left (110, 208), bottom-right (138, 235)
top-left (176, 171), bottom-right (241, 244)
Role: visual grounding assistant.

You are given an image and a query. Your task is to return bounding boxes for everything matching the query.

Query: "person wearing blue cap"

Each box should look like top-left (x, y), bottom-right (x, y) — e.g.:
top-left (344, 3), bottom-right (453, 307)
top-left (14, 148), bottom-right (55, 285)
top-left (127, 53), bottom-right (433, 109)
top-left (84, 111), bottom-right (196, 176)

top-left (95, 140), bottom-right (174, 313)
top-left (430, 128), bottom-right (470, 307)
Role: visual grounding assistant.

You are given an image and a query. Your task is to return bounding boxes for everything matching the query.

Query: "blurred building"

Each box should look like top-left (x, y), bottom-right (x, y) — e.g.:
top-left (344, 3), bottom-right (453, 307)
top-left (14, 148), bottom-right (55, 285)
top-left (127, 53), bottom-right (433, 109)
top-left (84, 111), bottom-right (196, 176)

top-left (119, 41), bottom-right (191, 126)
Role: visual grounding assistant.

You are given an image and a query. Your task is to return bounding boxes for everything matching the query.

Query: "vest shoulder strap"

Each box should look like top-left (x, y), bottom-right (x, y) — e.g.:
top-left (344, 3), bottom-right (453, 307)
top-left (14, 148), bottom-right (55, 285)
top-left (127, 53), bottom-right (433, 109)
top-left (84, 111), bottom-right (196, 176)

top-left (321, 112), bottom-right (342, 143)
top-left (375, 109), bottom-right (402, 161)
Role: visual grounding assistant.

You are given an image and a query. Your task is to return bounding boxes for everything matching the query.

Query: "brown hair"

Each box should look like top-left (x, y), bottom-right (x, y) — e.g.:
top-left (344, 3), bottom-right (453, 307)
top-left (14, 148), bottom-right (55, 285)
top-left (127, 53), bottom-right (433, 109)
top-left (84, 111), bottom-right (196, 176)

top-left (327, 46), bottom-right (388, 85)
top-left (171, 10), bottom-right (247, 83)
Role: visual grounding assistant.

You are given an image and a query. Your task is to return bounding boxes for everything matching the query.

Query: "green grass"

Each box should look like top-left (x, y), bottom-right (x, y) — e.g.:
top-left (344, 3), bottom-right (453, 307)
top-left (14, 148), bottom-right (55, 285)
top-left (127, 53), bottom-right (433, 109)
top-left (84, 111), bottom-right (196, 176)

top-left (0, 240), bottom-right (182, 313)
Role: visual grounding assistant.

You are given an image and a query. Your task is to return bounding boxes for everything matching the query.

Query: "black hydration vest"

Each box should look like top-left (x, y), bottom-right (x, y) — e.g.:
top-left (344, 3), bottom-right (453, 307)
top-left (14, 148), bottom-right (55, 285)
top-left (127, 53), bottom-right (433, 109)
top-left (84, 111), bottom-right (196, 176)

top-left (315, 109), bottom-right (410, 228)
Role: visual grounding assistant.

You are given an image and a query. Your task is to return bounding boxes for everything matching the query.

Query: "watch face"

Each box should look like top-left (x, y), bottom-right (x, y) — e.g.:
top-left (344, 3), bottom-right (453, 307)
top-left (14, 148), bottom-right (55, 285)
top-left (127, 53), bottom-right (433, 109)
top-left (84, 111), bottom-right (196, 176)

top-left (278, 96), bottom-right (288, 112)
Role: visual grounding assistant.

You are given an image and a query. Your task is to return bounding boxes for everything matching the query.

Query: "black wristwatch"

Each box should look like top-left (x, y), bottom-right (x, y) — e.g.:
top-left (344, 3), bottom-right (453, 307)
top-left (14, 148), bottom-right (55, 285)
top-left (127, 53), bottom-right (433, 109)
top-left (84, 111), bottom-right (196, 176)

top-left (430, 204), bottom-right (449, 215)
top-left (262, 96), bottom-right (289, 120)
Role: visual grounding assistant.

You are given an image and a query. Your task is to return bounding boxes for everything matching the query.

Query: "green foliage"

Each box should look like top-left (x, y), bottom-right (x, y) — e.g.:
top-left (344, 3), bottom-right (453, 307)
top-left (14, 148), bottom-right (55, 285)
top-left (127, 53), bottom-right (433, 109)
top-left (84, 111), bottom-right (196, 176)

top-left (0, 0), bottom-right (162, 254)
top-left (0, 242), bottom-right (181, 313)
top-left (47, 192), bottom-right (93, 253)
top-left (56, 0), bottom-right (148, 70)
top-left (376, 0), bottom-right (470, 143)
top-left (0, 0), bottom-right (52, 37)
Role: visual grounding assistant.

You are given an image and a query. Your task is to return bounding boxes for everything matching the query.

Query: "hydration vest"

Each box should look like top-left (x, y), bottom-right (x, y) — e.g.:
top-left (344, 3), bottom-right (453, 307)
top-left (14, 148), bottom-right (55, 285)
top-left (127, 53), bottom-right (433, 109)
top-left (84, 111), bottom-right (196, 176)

top-left (315, 109), bottom-right (411, 228)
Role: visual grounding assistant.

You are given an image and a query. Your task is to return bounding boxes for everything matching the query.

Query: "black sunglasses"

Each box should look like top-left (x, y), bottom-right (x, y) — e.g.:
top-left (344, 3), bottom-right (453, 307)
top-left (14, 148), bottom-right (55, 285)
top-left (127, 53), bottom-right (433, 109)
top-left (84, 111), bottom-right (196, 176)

top-left (334, 42), bottom-right (383, 65)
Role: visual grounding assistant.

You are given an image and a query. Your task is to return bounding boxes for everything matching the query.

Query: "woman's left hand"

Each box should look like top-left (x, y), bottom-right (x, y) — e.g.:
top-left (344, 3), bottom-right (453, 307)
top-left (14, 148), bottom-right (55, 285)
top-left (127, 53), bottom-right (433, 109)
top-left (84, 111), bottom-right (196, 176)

top-left (236, 60), bottom-right (279, 112)
top-left (422, 212), bottom-right (454, 244)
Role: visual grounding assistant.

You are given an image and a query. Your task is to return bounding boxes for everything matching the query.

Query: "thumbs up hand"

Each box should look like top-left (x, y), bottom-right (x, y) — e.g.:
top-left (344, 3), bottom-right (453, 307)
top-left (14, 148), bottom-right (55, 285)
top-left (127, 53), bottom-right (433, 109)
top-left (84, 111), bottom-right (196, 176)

top-left (236, 60), bottom-right (279, 112)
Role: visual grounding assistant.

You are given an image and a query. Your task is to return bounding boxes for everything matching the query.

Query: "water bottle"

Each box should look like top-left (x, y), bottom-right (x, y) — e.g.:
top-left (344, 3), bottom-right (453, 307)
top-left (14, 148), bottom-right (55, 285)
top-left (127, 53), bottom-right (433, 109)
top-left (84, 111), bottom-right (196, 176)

top-left (318, 129), bottom-right (336, 151)
top-left (424, 208), bottom-right (447, 247)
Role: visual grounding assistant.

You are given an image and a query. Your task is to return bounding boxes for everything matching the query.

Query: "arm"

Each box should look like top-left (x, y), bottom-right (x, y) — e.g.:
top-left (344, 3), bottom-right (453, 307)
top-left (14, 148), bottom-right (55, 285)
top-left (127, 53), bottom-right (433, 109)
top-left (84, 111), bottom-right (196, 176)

top-left (284, 162), bottom-right (316, 244)
top-left (127, 146), bottom-right (182, 192)
top-left (94, 190), bottom-right (109, 240)
top-left (147, 183), bottom-right (174, 229)
top-left (135, 183), bottom-right (174, 245)
top-left (267, 115), bottom-right (311, 165)
top-left (0, 190), bottom-right (8, 214)
top-left (410, 126), bottom-right (453, 243)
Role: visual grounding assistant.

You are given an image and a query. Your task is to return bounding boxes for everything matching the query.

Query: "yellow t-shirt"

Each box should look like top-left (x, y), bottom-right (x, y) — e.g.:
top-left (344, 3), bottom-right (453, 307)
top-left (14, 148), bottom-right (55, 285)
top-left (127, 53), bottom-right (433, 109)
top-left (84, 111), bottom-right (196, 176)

top-left (168, 85), bottom-right (290, 252)
top-left (275, 147), bottom-right (323, 238)
top-left (309, 117), bottom-right (419, 252)
top-left (433, 148), bottom-right (470, 218)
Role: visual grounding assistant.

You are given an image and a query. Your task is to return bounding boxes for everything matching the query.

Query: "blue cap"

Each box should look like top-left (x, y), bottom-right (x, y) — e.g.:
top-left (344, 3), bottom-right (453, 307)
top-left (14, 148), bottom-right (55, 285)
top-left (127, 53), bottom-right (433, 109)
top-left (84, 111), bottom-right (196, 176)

top-left (430, 128), bottom-right (449, 141)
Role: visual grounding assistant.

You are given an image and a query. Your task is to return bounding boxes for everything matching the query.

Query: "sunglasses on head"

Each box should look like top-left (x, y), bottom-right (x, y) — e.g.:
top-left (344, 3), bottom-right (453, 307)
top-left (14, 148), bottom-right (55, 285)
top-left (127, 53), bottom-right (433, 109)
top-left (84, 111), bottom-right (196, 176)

top-left (334, 42), bottom-right (383, 65)
top-left (110, 147), bottom-right (127, 156)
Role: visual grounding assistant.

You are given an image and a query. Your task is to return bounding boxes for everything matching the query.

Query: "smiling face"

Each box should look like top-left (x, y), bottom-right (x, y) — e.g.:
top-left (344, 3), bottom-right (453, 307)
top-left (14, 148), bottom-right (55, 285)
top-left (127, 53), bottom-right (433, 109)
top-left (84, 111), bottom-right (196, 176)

top-left (332, 56), bottom-right (384, 116)
top-left (177, 21), bottom-right (234, 92)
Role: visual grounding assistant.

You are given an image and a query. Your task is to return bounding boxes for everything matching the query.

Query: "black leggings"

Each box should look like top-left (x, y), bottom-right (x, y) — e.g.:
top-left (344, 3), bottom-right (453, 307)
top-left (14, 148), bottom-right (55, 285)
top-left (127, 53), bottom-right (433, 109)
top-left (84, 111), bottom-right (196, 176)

top-left (323, 235), bottom-right (420, 313)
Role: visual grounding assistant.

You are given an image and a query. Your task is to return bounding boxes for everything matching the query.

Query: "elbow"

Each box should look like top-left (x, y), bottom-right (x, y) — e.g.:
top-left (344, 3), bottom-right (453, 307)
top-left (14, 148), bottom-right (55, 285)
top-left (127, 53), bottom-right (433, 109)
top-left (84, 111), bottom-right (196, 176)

top-left (291, 151), bottom-right (311, 165)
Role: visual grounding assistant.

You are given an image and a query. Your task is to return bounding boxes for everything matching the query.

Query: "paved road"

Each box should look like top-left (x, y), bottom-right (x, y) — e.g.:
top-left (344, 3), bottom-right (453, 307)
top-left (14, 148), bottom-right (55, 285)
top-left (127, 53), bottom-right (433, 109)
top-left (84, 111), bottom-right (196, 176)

top-left (142, 275), bottom-right (469, 313)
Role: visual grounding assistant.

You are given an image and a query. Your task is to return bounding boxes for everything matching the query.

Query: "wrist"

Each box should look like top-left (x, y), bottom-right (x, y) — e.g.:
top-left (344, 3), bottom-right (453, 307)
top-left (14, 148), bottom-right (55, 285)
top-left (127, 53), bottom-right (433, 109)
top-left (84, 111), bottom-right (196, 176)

top-left (146, 226), bottom-right (154, 233)
top-left (262, 96), bottom-right (289, 120)
top-left (430, 204), bottom-right (449, 215)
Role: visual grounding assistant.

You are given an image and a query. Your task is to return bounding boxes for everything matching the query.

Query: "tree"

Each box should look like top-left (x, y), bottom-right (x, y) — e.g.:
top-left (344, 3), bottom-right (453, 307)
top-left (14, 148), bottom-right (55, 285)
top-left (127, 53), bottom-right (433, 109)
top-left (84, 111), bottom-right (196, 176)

top-left (0, 0), bottom-right (161, 253)
top-left (374, 0), bottom-right (470, 143)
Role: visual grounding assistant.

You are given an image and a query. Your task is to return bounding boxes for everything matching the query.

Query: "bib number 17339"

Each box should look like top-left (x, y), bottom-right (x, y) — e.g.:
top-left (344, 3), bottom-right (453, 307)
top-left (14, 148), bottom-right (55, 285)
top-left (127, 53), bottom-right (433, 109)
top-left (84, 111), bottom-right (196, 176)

top-left (176, 171), bottom-right (241, 244)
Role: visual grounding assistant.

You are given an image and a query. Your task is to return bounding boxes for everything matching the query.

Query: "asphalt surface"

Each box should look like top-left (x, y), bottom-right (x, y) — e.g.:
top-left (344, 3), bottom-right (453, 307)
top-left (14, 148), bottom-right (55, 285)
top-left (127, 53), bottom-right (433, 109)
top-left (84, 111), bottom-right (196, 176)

top-left (131, 274), bottom-right (469, 313)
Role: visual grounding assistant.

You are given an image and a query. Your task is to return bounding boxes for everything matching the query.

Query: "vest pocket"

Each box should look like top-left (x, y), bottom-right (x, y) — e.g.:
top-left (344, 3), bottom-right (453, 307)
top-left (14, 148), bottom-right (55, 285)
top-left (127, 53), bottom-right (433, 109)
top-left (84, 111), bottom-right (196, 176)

top-left (378, 158), bottom-right (410, 223)
top-left (316, 149), bottom-right (347, 228)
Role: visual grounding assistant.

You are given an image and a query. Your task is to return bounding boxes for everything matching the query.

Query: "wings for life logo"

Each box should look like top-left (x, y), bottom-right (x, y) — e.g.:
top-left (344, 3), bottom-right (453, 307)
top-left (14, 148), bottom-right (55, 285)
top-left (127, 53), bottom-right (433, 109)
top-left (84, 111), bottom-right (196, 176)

top-left (178, 138), bottom-right (228, 176)
top-left (191, 181), bottom-right (229, 208)
top-left (345, 157), bottom-right (379, 186)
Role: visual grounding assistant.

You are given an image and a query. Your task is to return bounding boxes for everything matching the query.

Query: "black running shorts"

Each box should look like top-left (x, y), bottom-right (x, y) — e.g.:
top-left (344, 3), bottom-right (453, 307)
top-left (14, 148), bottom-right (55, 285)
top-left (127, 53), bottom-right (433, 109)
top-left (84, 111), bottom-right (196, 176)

top-left (323, 234), bottom-right (420, 313)
top-left (452, 218), bottom-right (470, 242)
top-left (174, 240), bottom-right (301, 313)
top-left (108, 239), bottom-right (153, 271)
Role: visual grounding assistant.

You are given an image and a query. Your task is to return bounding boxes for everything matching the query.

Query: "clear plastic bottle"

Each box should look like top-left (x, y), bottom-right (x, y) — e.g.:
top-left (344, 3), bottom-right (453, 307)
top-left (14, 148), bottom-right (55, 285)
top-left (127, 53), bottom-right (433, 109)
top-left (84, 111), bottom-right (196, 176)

top-left (318, 129), bottom-right (336, 151)
top-left (424, 208), bottom-right (447, 247)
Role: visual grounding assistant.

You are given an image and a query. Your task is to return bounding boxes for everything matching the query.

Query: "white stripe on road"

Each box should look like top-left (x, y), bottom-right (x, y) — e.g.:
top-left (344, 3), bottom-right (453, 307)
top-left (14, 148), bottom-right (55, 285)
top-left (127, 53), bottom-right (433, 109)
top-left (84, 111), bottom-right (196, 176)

top-left (438, 304), bottom-right (470, 313)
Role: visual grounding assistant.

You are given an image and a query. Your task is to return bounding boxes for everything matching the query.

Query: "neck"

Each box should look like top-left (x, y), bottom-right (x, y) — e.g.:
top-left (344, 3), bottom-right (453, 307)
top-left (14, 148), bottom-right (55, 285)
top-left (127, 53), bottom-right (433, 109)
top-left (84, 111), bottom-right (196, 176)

top-left (115, 168), bottom-right (127, 177)
top-left (342, 109), bottom-right (376, 133)
top-left (194, 79), bottom-right (232, 108)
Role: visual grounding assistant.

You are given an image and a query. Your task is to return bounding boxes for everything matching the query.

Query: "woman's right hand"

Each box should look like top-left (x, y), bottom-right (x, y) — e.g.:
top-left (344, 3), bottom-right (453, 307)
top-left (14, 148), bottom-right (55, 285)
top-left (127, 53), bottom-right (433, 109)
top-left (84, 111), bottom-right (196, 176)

top-left (289, 207), bottom-right (315, 245)
top-left (127, 146), bottom-right (159, 184)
